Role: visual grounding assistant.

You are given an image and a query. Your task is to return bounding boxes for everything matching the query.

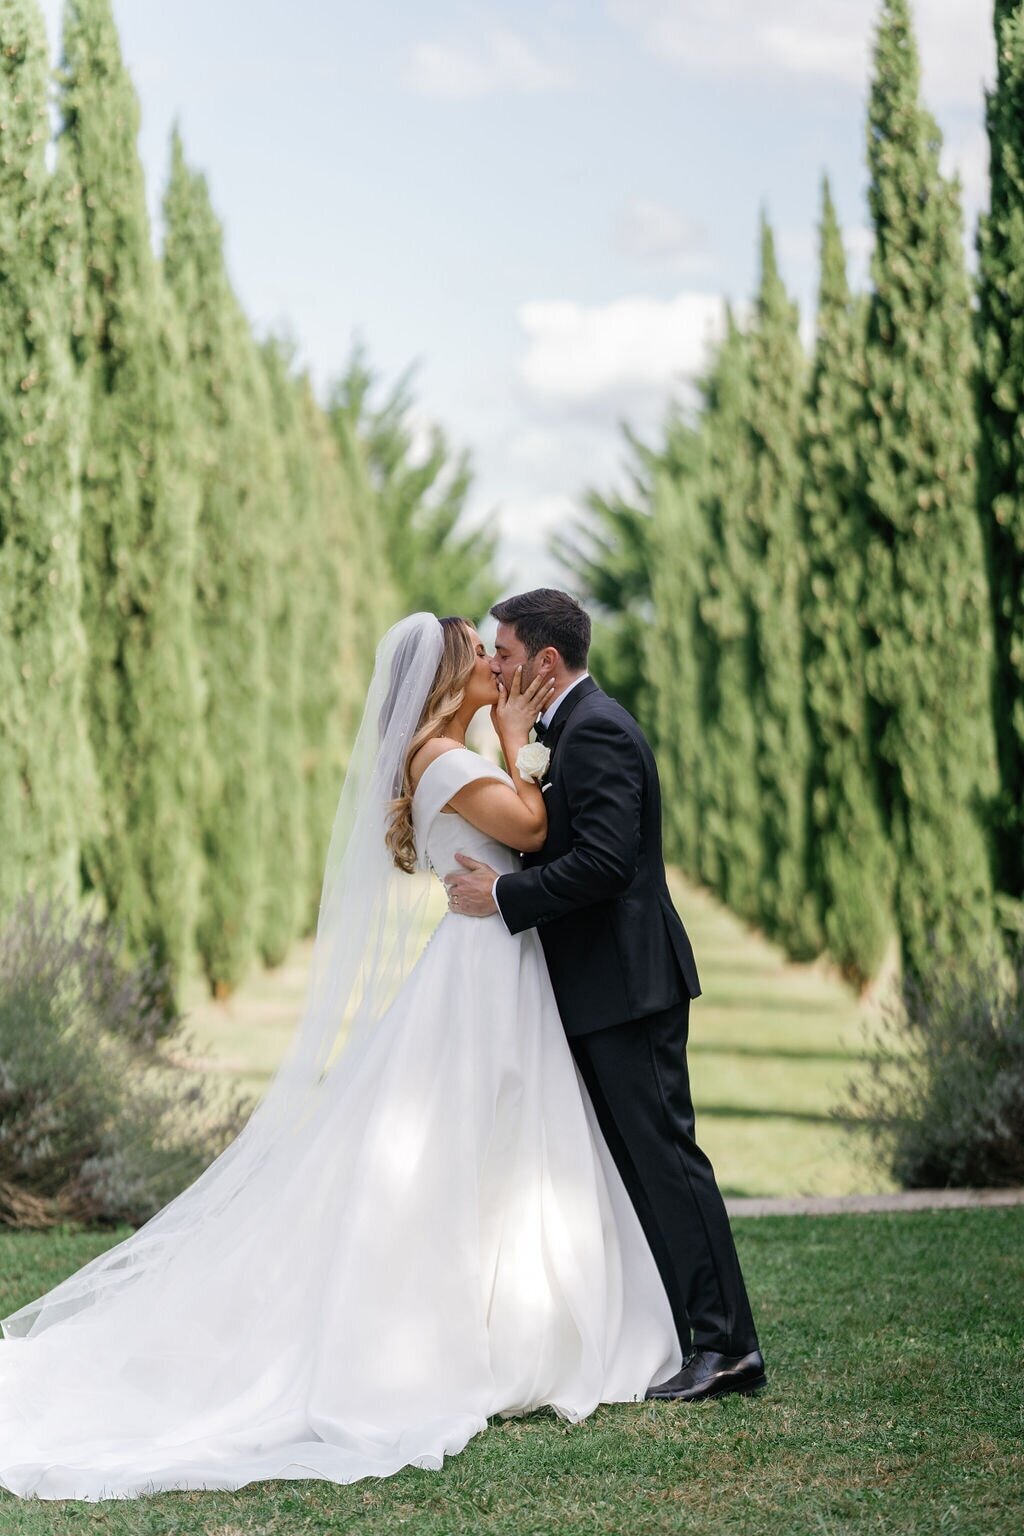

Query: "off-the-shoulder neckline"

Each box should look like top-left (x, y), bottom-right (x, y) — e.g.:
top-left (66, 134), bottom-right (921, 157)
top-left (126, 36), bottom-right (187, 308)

top-left (412, 744), bottom-right (473, 799)
top-left (412, 746), bottom-right (512, 805)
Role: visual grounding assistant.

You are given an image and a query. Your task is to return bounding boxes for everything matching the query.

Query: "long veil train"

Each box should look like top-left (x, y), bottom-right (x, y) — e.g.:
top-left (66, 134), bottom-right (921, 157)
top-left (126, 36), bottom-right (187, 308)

top-left (1, 612), bottom-right (445, 1339)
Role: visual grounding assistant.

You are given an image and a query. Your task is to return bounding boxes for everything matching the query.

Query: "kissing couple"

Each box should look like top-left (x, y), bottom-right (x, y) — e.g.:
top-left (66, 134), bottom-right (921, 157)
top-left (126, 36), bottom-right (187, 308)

top-left (0, 588), bottom-right (763, 1502)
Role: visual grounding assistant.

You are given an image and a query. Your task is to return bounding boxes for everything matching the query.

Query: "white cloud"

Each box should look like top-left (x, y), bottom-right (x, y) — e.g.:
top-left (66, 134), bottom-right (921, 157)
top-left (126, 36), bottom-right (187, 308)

top-left (914, 0), bottom-right (995, 110)
top-left (845, 223), bottom-right (874, 264)
top-left (843, 223), bottom-right (875, 290)
top-left (608, 0), bottom-right (994, 109)
top-left (942, 122), bottom-right (990, 217)
top-left (404, 406), bottom-right (440, 470)
top-left (762, 19), bottom-right (866, 88)
top-left (516, 291), bottom-right (726, 411)
top-left (488, 493), bottom-right (583, 595)
top-left (777, 225), bottom-right (816, 280)
top-left (502, 426), bottom-right (575, 478)
top-left (489, 292), bottom-right (730, 587)
top-left (614, 197), bottom-right (712, 275)
top-left (406, 28), bottom-right (571, 100)
top-left (37, 0), bottom-right (61, 53)
top-left (500, 490), bottom-right (582, 539)
top-left (607, 0), bottom-right (867, 86)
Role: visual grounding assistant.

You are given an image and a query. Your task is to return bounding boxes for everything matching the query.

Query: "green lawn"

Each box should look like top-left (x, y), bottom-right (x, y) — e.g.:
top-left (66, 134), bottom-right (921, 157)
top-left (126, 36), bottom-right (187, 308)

top-left (179, 869), bottom-right (888, 1198)
top-left (0, 1206), bottom-right (1020, 1532)
top-left (676, 878), bottom-right (891, 1198)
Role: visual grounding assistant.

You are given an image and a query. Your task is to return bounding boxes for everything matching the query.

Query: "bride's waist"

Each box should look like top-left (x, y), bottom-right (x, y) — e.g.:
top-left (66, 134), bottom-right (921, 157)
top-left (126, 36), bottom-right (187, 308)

top-left (430, 846), bottom-right (521, 877)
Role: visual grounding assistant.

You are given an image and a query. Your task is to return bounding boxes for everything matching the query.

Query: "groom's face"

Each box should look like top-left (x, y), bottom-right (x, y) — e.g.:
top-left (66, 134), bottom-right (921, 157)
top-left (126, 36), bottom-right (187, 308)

top-left (493, 622), bottom-right (549, 693)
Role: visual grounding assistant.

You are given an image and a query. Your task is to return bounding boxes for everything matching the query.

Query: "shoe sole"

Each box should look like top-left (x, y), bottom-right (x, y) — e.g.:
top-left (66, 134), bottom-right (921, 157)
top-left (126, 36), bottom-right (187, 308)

top-left (648, 1372), bottom-right (768, 1403)
top-left (726, 1372), bottom-right (768, 1398)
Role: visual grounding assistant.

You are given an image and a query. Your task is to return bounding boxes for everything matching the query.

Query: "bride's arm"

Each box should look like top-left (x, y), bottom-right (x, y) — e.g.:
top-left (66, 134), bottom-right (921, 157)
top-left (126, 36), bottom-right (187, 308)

top-left (447, 775), bottom-right (546, 853)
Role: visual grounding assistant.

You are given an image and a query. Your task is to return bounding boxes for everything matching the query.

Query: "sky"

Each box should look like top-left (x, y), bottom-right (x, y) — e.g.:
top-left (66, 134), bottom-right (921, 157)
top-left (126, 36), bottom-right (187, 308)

top-left (37, 0), bottom-right (995, 597)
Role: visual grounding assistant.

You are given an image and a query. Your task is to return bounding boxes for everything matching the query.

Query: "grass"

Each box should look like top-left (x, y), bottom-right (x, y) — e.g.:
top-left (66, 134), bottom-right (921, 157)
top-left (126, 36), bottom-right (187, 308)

top-left (179, 869), bottom-right (889, 1199)
top-left (0, 1206), bottom-right (1020, 1531)
top-left (676, 878), bottom-right (892, 1198)
top-left (1, 868), bottom-right (1017, 1528)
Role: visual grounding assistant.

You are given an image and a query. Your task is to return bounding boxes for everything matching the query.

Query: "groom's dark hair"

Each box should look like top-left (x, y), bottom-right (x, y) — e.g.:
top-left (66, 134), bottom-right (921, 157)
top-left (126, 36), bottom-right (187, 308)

top-left (490, 589), bottom-right (591, 671)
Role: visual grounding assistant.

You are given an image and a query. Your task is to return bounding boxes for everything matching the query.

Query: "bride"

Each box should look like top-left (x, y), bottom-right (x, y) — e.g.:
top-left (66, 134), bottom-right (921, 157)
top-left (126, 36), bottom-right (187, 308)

top-left (0, 612), bottom-right (680, 1502)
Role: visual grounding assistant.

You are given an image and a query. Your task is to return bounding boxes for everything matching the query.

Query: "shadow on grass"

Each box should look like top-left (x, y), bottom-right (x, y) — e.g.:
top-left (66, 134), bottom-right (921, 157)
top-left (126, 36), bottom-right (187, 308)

top-left (687, 952), bottom-right (784, 976)
top-left (689, 1042), bottom-right (867, 1065)
top-left (697, 1103), bottom-right (865, 1126)
top-left (700, 992), bottom-right (852, 1017)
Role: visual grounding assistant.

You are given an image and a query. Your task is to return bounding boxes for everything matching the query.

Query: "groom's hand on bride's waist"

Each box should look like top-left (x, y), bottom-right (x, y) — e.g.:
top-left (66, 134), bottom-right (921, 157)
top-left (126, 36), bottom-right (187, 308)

top-left (444, 853), bottom-right (499, 917)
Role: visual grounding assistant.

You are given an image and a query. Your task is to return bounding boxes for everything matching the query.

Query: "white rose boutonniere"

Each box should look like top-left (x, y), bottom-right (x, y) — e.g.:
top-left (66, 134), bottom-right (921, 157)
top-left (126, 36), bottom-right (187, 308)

top-left (516, 741), bottom-right (551, 784)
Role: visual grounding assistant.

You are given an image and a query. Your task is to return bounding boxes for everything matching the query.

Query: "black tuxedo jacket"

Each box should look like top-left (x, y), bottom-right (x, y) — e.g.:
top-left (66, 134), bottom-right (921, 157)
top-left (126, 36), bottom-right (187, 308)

top-left (495, 677), bottom-right (701, 1036)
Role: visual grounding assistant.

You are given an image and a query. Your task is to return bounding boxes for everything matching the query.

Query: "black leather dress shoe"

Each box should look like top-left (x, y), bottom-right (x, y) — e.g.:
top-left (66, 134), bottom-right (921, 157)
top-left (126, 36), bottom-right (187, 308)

top-left (645, 1348), bottom-right (767, 1402)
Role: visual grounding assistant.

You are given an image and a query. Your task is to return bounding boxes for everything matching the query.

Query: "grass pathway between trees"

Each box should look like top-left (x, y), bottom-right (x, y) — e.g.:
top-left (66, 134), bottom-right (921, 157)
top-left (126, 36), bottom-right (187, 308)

top-left (0, 1206), bottom-right (1019, 1532)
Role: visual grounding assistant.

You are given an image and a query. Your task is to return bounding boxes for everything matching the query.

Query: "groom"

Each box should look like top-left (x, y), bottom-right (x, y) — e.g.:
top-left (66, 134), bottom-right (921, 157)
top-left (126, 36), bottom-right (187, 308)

top-left (445, 588), bottom-right (765, 1402)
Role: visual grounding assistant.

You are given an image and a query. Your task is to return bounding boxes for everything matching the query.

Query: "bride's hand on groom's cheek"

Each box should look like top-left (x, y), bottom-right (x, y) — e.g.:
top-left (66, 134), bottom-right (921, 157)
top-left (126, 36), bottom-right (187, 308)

top-left (493, 667), bottom-right (556, 740)
top-left (444, 853), bottom-right (498, 917)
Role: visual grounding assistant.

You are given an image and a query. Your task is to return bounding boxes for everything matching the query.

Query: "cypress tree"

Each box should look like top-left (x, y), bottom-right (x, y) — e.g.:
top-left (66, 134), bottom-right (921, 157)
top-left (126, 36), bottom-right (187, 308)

top-left (328, 395), bottom-right (399, 692)
top-left (289, 371), bottom-right (363, 925)
top-left (977, 0), bottom-right (1024, 904)
top-left (329, 345), bottom-right (498, 621)
top-left (862, 0), bottom-right (998, 976)
top-left (803, 178), bottom-right (895, 986)
top-left (244, 375), bottom-right (300, 973)
top-left (0, 0), bottom-right (91, 910)
top-left (697, 310), bottom-right (762, 919)
top-left (60, 0), bottom-right (201, 996)
top-left (645, 415), bottom-right (708, 875)
top-left (746, 215), bottom-right (821, 957)
top-left (259, 337), bottom-right (315, 958)
top-left (553, 425), bottom-right (657, 731)
top-left (241, 339), bottom-right (299, 973)
top-left (161, 126), bottom-right (271, 994)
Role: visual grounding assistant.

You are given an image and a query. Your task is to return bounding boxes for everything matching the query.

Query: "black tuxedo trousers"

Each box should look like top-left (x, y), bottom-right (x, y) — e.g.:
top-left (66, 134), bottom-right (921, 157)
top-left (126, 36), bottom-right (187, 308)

top-left (495, 679), bottom-right (759, 1358)
top-left (571, 994), bottom-right (759, 1357)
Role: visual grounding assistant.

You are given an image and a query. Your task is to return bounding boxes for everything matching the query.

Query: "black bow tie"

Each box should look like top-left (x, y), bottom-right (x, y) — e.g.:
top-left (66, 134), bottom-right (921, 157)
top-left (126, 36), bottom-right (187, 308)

top-left (534, 718), bottom-right (550, 742)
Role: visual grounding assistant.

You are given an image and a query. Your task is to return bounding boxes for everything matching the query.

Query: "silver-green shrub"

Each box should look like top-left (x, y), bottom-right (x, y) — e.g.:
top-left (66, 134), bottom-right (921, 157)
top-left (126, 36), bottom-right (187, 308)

top-left (0, 891), bottom-right (251, 1228)
top-left (844, 944), bottom-right (1024, 1188)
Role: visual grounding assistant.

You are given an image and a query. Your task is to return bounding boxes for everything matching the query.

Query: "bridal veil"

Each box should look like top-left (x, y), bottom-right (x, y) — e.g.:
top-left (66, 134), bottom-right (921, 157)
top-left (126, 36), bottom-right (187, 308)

top-left (1, 613), bottom-right (445, 1339)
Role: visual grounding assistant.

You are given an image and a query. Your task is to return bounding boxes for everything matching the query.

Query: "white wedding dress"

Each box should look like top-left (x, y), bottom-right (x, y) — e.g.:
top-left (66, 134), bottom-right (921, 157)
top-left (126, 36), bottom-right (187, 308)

top-left (0, 747), bottom-right (679, 1501)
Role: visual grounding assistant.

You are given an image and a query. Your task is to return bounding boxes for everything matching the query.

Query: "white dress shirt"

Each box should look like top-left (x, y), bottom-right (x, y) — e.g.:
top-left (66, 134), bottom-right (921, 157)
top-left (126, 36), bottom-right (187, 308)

top-left (536, 670), bottom-right (590, 733)
top-left (490, 672), bottom-right (590, 922)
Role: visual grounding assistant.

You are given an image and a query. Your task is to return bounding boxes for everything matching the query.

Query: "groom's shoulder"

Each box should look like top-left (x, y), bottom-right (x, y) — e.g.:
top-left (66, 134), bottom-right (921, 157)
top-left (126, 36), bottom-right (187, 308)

top-left (573, 686), bottom-right (650, 751)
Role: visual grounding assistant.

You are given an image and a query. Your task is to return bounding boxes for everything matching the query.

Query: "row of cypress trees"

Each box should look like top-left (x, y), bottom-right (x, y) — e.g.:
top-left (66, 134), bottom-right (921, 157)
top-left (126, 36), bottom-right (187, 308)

top-left (573, 0), bottom-right (1019, 989)
top-left (0, 0), bottom-right (494, 1005)
top-left (978, 1), bottom-right (1024, 911)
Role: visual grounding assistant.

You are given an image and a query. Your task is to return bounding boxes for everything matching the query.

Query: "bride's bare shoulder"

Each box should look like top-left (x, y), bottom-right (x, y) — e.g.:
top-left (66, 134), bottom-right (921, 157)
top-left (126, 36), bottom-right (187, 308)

top-left (409, 737), bottom-right (466, 793)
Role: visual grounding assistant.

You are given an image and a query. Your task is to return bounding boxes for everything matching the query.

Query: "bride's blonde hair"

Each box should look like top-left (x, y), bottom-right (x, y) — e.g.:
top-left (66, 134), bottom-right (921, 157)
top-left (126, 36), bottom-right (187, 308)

top-left (385, 616), bottom-right (476, 873)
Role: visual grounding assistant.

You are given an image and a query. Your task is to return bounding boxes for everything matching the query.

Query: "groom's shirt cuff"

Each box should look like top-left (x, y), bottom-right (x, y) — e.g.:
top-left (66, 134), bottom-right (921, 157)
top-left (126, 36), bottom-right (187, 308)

top-left (492, 876), bottom-right (510, 932)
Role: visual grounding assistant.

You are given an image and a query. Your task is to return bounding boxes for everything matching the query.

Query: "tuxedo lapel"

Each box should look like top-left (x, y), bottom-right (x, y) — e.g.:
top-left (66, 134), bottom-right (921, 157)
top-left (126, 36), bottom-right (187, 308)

top-left (543, 676), bottom-right (601, 758)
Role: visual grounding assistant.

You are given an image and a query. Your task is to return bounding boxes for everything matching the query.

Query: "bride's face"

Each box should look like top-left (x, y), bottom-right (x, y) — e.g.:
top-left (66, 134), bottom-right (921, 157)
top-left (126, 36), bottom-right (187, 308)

top-left (462, 625), bottom-right (500, 713)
